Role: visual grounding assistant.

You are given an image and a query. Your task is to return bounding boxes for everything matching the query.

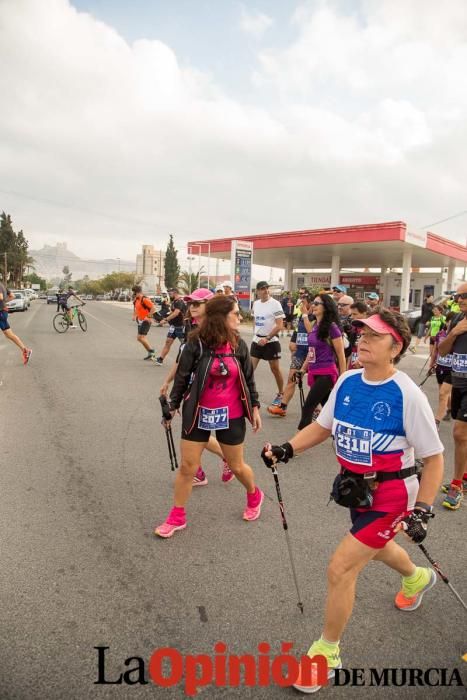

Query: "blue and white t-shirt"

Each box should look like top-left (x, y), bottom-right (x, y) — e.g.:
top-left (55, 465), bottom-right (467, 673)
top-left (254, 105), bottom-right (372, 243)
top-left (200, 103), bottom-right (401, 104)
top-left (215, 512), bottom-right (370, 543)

top-left (291, 315), bottom-right (313, 359)
top-left (317, 370), bottom-right (443, 512)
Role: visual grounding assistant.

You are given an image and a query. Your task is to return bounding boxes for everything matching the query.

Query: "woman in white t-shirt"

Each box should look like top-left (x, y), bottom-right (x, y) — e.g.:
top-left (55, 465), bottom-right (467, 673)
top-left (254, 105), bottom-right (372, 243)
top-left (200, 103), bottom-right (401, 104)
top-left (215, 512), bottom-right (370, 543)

top-left (262, 309), bottom-right (444, 694)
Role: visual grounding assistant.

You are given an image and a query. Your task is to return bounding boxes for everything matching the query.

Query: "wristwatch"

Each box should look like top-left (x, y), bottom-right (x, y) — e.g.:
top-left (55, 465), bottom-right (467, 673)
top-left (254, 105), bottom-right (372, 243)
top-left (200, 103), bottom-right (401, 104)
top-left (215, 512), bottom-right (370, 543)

top-left (414, 501), bottom-right (434, 513)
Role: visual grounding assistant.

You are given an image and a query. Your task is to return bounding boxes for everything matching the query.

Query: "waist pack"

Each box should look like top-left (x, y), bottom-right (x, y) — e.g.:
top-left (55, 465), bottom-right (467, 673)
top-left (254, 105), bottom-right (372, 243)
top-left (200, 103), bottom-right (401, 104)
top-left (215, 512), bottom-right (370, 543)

top-left (330, 466), bottom-right (418, 509)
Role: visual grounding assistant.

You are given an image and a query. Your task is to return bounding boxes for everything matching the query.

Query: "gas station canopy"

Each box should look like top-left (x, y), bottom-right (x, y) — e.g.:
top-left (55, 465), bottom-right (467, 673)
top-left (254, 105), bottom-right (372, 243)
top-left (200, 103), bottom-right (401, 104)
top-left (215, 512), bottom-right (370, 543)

top-left (189, 221), bottom-right (467, 271)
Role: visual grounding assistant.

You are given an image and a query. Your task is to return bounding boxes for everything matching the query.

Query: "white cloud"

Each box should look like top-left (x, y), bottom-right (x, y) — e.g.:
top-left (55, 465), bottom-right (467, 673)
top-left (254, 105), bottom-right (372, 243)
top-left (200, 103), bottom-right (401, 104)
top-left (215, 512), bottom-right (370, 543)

top-left (0, 0), bottom-right (466, 263)
top-left (239, 5), bottom-right (273, 39)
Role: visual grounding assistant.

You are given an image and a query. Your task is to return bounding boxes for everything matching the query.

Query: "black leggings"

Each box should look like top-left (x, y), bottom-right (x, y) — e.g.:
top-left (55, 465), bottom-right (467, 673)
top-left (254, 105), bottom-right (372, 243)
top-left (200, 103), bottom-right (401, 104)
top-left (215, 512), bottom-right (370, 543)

top-left (298, 375), bottom-right (334, 430)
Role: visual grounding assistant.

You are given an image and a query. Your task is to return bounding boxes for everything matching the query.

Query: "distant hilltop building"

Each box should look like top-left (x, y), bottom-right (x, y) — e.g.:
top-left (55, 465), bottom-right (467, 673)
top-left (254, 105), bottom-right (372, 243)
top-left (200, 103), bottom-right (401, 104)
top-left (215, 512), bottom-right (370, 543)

top-left (136, 244), bottom-right (165, 292)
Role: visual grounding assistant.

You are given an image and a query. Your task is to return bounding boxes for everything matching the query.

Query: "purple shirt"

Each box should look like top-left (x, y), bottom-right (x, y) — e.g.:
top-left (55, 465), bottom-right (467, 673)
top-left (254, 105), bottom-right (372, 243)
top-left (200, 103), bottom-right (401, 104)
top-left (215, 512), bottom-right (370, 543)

top-left (307, 322), bottom-right (341, 370)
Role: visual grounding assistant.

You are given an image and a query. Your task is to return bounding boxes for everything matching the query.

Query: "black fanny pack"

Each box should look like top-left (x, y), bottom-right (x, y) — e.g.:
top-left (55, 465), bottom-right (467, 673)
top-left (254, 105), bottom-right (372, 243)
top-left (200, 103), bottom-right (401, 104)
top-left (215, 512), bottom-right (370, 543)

top-left (330, 466), bottom-right (418, 509)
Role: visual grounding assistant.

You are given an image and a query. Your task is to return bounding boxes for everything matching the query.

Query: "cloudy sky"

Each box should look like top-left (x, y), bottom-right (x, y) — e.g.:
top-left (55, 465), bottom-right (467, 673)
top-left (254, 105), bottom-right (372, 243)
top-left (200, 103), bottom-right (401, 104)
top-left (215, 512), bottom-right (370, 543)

top-left (1, 0), bottom-right (467, 265)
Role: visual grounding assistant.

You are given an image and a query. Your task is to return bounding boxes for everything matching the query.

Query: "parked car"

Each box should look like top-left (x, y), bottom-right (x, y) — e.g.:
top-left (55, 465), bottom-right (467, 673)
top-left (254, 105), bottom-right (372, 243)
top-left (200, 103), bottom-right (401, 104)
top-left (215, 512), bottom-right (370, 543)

top-left (10, 290), bottom-right (30, 309)
top-left (95, 295), bottom-right (105, 301)
top-left (118, 292), bottom-right (131, 301)
top-left (38, 292), bottom-right (47, 299)
top-left (47, 293), bottom-right (58, 304)
top-left (85, 295), bottom-right (93, 300)
top-left (23, 289), bottom-right (38, 301)
top-left (6, 291), bottom-right (28, 312)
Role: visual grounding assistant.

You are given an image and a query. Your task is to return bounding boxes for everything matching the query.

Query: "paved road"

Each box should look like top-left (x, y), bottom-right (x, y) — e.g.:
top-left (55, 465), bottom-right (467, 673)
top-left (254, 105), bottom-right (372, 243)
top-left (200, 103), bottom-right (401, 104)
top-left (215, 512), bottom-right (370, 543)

top-left (1, 302), bottom-right (465, 699)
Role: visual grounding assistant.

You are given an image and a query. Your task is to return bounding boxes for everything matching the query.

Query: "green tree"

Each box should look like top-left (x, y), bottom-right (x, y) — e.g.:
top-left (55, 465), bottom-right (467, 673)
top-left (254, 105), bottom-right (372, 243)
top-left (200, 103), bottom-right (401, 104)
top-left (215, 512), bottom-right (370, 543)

top-left (0, 213), bottom-right (34, 286)
top-left (24, 272), bottom-right (47, 290)
top-left (76, 276), bottom-right (104, 296)
top-left (0, 214), bottom-right (15, 280)
top-left (178, 267), bottom-right (206, 294)
top-left (100, 271), bottom-right (138, 293)
top-left (164, 234), bottom-right (180, 289)
top-left (12, 230), bottom-right (34, 286)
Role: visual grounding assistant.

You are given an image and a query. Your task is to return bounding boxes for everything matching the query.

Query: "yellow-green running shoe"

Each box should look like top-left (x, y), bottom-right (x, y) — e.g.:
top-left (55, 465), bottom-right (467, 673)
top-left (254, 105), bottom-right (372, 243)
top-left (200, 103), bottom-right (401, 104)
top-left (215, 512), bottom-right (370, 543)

top-left (292, 638), bottom-right (342, 694)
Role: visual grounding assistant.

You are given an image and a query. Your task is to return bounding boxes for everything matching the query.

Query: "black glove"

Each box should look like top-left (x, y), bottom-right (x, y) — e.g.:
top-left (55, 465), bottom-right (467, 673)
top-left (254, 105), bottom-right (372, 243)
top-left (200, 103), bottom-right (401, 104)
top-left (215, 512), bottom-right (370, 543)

top-left (261, 442), bottom-right (294, 468)
top-left (399, 507), bottom-right (434, 544)
top-left (293, 371), bottom-right (303, 386)
top-left (159, 395), bottom-right (173, 422)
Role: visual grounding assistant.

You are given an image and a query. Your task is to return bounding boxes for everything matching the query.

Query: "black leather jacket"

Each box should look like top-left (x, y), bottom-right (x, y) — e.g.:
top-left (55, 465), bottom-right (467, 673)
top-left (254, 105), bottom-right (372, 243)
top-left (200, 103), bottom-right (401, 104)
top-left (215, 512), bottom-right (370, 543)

top-left (169, 337), bottom-right (260, 437)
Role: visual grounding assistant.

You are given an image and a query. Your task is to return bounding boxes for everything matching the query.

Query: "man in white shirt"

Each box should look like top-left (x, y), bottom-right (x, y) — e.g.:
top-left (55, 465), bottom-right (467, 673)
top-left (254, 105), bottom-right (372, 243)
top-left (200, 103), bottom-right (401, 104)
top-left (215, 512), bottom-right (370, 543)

top-left (251, 281), bottom-right (285, 406)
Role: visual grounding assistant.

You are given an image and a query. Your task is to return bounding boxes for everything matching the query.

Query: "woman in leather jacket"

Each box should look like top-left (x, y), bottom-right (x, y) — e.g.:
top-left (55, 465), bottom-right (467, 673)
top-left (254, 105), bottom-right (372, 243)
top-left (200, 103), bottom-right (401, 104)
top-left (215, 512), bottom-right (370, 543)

top-left (155, 295), bottom-right (263, 538)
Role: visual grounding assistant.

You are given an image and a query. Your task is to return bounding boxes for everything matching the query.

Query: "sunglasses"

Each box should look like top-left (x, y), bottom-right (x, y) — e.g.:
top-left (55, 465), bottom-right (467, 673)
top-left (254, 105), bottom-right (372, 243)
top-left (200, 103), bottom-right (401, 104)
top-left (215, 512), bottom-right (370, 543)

top-left (188, 300), bottom-right (206, 308)
top-left (338, 303), bottom-right (350, 307)
top-left (454, 293), bottom-right (467, 300)
top-left (312, 300), bottom-right (324, 306)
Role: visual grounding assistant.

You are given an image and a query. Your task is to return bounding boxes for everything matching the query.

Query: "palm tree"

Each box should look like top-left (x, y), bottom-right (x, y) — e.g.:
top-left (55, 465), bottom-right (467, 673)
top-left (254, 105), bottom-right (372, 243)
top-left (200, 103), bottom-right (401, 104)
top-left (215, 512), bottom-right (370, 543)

top-left (178, 267), bottom-right (206, 294)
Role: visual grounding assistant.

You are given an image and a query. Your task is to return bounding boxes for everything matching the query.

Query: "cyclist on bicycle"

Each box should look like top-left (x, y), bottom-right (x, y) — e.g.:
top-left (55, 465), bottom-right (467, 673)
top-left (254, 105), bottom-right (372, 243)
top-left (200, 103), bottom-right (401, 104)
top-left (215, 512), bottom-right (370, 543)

top-left (64, 287), bottom-right (83, 328)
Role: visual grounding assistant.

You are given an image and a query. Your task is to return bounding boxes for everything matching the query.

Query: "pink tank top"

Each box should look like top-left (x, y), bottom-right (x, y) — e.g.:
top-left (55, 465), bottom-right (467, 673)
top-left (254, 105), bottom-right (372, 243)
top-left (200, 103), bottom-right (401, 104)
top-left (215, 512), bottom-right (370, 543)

top-left (199, 343), bottom-right (244, 419)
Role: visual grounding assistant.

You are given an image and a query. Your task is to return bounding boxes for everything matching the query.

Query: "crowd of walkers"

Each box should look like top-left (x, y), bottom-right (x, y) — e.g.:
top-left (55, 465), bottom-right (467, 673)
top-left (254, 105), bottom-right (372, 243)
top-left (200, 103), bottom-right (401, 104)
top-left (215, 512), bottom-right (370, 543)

top-left (133, 278), bottom-right (466, 693)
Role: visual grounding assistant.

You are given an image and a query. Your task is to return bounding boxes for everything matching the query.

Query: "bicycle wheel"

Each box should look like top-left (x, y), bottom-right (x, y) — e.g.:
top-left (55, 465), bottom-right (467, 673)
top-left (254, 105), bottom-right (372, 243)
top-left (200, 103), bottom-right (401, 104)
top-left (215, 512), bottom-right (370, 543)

top-left (77, 311), bottom-right (87, 332)
top-left (53, 313), bottom-right (69, 333)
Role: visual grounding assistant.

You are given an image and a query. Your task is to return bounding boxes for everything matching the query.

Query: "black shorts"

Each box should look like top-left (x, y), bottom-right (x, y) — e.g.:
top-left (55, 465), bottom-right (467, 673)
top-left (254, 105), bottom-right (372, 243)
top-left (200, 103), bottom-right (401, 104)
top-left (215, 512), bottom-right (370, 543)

top-left (0, 310), bottom-right (10, 331)
top-left (285, 314), bottom-right (294, 324)
top-left (435, 366), bottom-right (452, 386)
top-left (250, 340), bottom-right (281, 361)
top-left (167, 325), bottom-right (185, 341)
top-left (183, 416), bottom-right (246, 445)
top-left (451, 386), bottom-right (467, 422)
top-left (137, 320), bottom-right (151, 336)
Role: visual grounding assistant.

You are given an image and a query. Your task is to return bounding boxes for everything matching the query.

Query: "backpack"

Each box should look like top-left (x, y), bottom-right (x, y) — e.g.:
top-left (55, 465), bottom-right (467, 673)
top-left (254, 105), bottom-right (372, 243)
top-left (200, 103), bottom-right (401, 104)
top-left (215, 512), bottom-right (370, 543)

top-left (134, 295), bottom-right (153, 314)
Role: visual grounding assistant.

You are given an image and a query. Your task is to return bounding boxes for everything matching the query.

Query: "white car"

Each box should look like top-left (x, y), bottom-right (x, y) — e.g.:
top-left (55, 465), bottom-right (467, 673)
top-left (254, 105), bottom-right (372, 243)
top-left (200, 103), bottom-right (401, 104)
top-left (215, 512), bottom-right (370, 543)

top-left (23, 289), bottom-right (38, 301)
top-left (6, 291), bottom-right (28, 312)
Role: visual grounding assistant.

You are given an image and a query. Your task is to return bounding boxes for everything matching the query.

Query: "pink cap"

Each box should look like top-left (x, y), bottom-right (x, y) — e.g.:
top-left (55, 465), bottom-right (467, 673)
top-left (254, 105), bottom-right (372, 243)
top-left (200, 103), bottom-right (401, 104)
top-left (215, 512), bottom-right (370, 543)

top-left (352, 315), bottom-right (403, 344)
top-left (183, 288), bottom-right (214, 302)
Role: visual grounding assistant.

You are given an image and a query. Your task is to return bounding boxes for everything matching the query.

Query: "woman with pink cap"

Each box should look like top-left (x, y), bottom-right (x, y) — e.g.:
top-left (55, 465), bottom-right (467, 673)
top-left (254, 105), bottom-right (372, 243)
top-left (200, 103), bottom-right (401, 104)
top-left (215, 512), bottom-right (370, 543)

top-left (262, 309), bottom-right (444, 693)
top-left (159, 288), bottom-right (235, 485)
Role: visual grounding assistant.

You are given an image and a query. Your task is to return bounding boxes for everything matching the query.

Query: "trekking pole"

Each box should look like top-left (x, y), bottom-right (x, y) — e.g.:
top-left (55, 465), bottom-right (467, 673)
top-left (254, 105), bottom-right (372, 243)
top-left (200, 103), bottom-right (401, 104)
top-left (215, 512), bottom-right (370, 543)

top-left (267, 456), bottom-right (304, 614)
top-left (418, 354), bottom-right (430, 377)
top-left (418, 544), bottom-right (467, 612)
top-left (296, 371), bottom-right (305, 410)
top-left (159, 396), bottom-right (179, 471)
top-left (418, 365), bottom-right (436, 388)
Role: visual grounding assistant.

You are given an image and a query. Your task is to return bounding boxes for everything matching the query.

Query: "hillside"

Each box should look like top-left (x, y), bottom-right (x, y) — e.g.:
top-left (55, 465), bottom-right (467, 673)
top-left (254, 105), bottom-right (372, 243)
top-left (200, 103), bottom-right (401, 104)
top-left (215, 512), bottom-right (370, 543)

top-left (29, 242), bottom-right (135, 280)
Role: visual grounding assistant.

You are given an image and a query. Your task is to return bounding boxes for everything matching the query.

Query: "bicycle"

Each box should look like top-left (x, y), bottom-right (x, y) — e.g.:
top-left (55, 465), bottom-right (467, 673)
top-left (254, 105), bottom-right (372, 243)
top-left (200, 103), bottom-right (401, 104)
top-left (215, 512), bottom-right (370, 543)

top-left (53, 303), bottom-right (87, 333)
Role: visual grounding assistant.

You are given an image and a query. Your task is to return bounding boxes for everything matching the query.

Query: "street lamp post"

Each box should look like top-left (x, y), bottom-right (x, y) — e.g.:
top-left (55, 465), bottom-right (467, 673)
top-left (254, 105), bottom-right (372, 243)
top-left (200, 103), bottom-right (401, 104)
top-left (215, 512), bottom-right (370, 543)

top-left (189, 242), bottom-right (211, 288)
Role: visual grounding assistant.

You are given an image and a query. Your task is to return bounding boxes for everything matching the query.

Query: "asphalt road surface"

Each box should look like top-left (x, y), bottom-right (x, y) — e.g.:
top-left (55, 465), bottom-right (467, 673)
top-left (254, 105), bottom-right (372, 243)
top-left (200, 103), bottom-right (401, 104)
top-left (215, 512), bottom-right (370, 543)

top-left (1, 301), bottom-right (465, 699)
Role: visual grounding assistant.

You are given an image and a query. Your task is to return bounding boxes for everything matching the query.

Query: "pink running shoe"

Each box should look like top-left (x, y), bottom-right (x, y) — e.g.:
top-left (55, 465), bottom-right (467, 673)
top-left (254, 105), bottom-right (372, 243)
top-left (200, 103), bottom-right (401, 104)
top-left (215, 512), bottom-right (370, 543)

top-left (155, 507), bottom-right (187, 538)
top-left (243, 489), bottom-right (264, 521)
top-left (221, 459), bottom-right (235, 483)
top-left (22, 348), bottom-right (32, 365)
top-left (193, 467), bottom-right (208, 486)
top-left (155, 520), bottom-right (187, 538)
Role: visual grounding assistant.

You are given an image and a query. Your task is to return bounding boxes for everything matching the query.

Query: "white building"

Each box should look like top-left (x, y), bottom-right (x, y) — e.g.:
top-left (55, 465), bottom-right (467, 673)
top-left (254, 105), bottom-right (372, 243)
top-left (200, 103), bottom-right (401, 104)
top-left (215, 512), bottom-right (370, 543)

top-left (136, 245), bottom-right (165, 293)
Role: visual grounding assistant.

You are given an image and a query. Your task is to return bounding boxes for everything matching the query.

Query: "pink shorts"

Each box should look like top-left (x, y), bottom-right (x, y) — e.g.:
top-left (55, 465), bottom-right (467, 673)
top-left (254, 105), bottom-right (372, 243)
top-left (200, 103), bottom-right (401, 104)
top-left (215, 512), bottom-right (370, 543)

top-left (350, 509), bottom-right (407, 549)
